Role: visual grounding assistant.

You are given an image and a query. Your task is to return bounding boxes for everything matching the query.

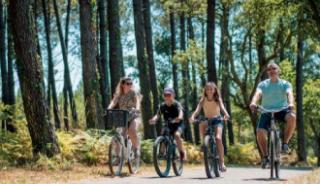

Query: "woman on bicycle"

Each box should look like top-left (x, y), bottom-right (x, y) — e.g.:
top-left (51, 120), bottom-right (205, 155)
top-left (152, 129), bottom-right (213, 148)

top-left (149, 87), bottom-right (186, 160)
top-left (108, 77), bottom-right (141, 157)
top-left (189, 82), bottom-right (230, 172)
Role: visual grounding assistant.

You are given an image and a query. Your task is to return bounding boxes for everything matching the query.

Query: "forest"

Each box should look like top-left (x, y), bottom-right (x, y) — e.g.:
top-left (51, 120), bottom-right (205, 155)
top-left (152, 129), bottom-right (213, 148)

top-left (0, 0), bottom-right (320, 176)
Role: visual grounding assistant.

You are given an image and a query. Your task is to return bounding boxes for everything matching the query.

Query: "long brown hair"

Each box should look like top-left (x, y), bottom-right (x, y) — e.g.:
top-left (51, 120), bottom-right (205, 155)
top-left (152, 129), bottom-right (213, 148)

top-left (200, 82), bottom-right (220, 104)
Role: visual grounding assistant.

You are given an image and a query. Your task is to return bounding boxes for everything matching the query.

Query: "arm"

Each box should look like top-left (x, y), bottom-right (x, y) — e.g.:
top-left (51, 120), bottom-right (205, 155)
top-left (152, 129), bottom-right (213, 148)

top-left (189, 102), bottom-right (202, 122)
top-left (287, 88), bottom-right (295, 109)
top-left (219, 98), bottom-right (230, 119)
top-left (107, 97), bottom-right (118, 109)
top-left (250, 90), bottom-right (262, 111)
top-left (135, 95), bottom-right (141, 110)
top-left (149, 106), bottom-right (161, 124)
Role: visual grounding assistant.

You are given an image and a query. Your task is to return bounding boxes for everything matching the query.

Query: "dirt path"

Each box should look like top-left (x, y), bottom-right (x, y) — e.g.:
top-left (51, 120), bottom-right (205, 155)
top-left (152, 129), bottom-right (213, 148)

top-left (73, 166), bottom-right (312, 184)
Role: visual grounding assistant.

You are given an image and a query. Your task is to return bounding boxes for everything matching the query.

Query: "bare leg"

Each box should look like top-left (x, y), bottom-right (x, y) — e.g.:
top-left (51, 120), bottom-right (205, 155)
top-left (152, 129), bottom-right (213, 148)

top-left (199, 122), bottom-right (208, 144)
top-left (174, 132), bottom-right (185, 153)
top-left (257, 129), bottom-right (268, 157)
top-left (284, 113), bottom-right (296, 144)
top-left (128, 120), bottom-right (140, 150)
top-left (215, 126), bottom-right (226, 170)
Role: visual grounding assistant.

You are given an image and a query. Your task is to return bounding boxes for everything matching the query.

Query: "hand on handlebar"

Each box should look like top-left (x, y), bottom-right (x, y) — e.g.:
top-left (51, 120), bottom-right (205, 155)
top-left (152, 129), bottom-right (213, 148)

top-left (250, 103), bottom-right (258, 112)
top-left (189, 116), bottom-right (195, 124)
top-left (149, 118), bottom-right (157, 125)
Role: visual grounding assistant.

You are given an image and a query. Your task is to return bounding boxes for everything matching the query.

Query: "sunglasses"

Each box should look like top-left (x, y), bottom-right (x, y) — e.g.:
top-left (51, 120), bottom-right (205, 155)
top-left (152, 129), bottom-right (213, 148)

top-left (267, 67), bottom-right (277, 71)
top-left (164, 94), bottom-right (172, 97)
top-left (125, 82), bottom-right (133, 86)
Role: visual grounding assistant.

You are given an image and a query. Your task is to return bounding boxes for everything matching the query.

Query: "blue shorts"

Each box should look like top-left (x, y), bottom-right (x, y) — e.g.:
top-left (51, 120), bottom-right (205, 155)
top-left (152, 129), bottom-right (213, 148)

top-left (257, 108), bottom-right (291, 130)
top-left (207, 116), bottom-right (224, 128)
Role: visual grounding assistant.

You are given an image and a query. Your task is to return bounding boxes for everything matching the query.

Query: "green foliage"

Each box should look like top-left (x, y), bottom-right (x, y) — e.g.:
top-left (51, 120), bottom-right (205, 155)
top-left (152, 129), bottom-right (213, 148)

top-left (226, 143), bottom-right (260, 165)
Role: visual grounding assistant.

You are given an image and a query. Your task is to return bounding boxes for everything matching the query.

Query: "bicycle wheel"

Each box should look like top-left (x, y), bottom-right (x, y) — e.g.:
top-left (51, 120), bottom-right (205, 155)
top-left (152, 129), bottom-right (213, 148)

top-left (275, 131), bottom-right (281, 178)
top-left (204, 135), bottom-right (220, 178)
top-left (128, 138), bottom-right (141, 174)
top-left (108, 136), bottom-right (124, 176)
top-left (269, 131), bottom-right (276, 179)
top-left (172, 144), bottom-right (183, 176)
top-left (153, 136), bottom-right (171, 177)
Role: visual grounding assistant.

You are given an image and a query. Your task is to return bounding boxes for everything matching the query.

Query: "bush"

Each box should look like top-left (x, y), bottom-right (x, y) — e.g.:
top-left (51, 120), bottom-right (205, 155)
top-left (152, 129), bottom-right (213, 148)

top-left (226, 143), bottom-right (260, 165)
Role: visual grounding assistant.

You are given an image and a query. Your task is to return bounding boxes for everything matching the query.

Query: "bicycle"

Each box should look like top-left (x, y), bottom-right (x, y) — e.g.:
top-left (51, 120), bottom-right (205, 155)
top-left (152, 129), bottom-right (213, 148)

top-left (194, 116), bottom-right (226, 178)
top-left (106, 109), bottom-right (141, 176)
top-left (153, 119), bottom-right (183, 177)
top-left (255, 105), bottom-right (288, 179)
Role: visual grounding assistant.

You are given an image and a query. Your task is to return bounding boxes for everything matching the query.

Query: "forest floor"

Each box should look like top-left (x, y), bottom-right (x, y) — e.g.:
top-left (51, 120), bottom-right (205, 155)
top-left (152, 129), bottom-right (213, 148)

top-left (0, 165), bottom-right (317, 184)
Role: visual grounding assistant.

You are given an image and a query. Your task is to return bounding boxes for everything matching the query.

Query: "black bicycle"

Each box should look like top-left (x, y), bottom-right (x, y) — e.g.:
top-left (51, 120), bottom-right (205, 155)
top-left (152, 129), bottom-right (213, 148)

top-left (194, 117), bottom-right (225, 178)
top-left (256, 105), bottom-right (287, 179)
top-left (106, 109), bottom-right (140, 176)
top-left (153, 119), bottom-right (183, 177)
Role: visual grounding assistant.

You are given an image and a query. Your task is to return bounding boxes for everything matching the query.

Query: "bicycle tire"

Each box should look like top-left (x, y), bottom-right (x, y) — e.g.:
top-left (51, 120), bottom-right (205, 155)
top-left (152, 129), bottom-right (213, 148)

top-left (108, 136), bottom-right (124, 176)
top-left (172, 144), bottom-right (183, 176)
top-left (269, 131), bottom-right (275, 179)
top-left (204, 135), bottom-right (220, 178)
top-left (153, 136), bottom-right (171, 177)
top-left (127, 138), bottom-right (141, 174)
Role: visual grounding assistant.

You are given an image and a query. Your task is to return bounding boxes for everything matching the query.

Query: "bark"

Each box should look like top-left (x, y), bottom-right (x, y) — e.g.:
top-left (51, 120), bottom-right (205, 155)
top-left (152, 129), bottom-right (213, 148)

top-left (296, 10), bottom-right (306, 161)
top-left (0, 0), bottom-right (8, 104)
top-left (180, 3), bottom-right (193, 143)
top-left (170, 9), bottom-right (179, 99)
top-left (220, 4), bottom-right (234, 146)
top-left (53, 0), bottom-right (78, 126)
top-left (108, 0), bottom-right (124, 94)
top-left (207, 0), bottom-right (217, 83)
top-left (308, 0), bottom-right (320, 34)
top-left (188, 17), bottom-right (200, 144)
top-left (132, 0), bottom-right (155, 139)
top-left (7, 21), bottom-right (14, 105)
top-left (9, 0), bottom-right (60, 156)
top-left (42, 0), bottom-right (61, 129)
top-left (65, 0), bottom-right (71, 51)
top-left (97, 0), bottom-right (110, 122)
top-left (79, 0), bottom-right (102, 129)
top-left (142, 0), bottom-right (160, 134)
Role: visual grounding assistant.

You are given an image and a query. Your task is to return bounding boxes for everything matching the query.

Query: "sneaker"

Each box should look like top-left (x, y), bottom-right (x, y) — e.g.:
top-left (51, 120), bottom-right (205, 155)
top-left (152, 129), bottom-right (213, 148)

top-left (282, 143), bottom-right (290, 154)
top-left (261, 156), bottom-right (270, 169)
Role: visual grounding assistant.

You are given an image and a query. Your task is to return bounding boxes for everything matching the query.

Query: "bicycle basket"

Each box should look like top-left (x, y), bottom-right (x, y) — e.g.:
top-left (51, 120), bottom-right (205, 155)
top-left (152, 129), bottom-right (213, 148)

top-left (106, 109), bottom-right (129, 128)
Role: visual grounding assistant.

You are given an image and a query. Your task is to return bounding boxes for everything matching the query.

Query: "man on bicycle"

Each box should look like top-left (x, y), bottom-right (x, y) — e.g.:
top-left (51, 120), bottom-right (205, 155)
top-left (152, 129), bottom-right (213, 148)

top-left (250, 62), bottom-right (296, 168)
top-left (149, 87), bottom-right (186, 160)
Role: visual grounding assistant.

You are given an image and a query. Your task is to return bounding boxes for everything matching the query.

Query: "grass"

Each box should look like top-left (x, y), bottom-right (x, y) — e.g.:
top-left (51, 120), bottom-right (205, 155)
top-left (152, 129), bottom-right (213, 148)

top-left (280, 169), bottom-right (320, 184)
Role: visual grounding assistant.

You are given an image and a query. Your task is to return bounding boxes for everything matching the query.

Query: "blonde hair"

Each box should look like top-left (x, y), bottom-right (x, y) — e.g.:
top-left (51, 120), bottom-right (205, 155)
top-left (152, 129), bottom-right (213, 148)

top-left (114, 77), bottom-right (133, 98)
top-left (200, 82), bottom-right (221, 104)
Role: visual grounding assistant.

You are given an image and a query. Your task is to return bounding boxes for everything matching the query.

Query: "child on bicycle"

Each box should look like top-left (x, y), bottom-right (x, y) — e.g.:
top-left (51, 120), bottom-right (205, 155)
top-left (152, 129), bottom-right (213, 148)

top-left (149, 87), bottom-right (186, 160)
top-left (189, 82), bottom-right (230, 172)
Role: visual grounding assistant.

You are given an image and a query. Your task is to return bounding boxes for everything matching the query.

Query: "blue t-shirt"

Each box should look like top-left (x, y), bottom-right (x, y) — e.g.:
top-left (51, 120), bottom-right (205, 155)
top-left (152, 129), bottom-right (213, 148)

top-left (256, 79), bottom-right (292, 110)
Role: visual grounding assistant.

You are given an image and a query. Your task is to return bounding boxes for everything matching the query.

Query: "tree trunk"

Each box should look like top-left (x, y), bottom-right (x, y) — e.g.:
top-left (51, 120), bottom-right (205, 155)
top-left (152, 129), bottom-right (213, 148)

top-left (206, 0), bottom-right (217, 83)
top-left (132, 0), bottom-right (155, 139)
top-left (42, 0), bottom-right (61, 129)
top-left (108, 0), bottom-right (125, 95)
top-left (32, 0), bottom-right (42, 59)
top-left (188, 17), bottom-right (200, 144)
top-left (220, 3), bottom-right (234, 147)
top-left (65, 0), bottom-right (71, 51)
top-left (97, 0), bottom-right (110, 128)
top-left (180, 3), bottom-right (193, 143)
top-left (142, 0), bottom-right (160, 135)
top-left (79, 0), bottom-right (102, 129)
top-left (296, 10), bottom-right (306, 161)
top-left (7, 21), bottom-right (14, 106)
top-left (9, 0), bottom-right (60, 156)
top-left (53, 0), bottom-right (78, 126)
top-left (200, 20), bottom-right (206, 86)
top-left (170, 9), bottom-right (179, 99)
top-left (0, 0), bottom-right (8, 105)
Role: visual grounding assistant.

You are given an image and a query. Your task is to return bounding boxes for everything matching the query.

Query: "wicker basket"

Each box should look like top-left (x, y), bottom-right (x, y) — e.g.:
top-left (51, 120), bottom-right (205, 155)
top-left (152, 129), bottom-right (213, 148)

top-left (106, 109), bottom-right (129, 128)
